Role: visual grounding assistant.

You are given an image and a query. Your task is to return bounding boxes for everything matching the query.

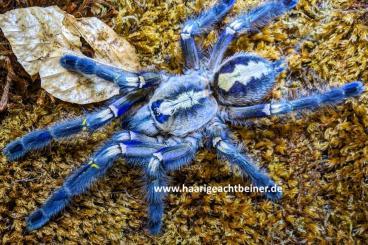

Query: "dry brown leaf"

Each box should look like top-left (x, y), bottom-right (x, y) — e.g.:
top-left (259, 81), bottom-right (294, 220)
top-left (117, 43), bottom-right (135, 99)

top-left (0, 6), bottom-right (140, 104)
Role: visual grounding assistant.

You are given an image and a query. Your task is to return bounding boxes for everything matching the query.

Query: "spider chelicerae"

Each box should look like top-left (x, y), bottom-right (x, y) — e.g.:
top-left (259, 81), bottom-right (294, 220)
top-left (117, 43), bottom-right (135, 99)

top-left (3, 0), bottom-right (364, 235)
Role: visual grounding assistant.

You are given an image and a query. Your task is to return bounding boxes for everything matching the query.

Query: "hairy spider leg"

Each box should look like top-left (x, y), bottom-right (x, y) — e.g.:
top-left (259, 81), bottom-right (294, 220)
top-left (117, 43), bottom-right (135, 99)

top-left (26, 136), bottom-right (167, 231)
top-left (3, 91), bottom-right (147, 161)
top-left (60, 54), bottom-right (163, 91)
top-left (223, 81), bottom-right (365, 121)
top-left (208, 119), bottom-right (282, 200)
top-left (112, 130), bottom-right (163, 145)
top-left (145, 136), bottom-right (200, 234)
top-left (208, 0), bottom-right (299, 70)
top-left (181, 0), bottom-right (235, 70)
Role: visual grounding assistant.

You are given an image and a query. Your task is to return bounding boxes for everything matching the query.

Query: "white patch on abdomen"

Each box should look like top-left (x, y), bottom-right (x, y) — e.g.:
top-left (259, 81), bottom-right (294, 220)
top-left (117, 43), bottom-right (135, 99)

top-left (218, 61), bottom-right (270, 92)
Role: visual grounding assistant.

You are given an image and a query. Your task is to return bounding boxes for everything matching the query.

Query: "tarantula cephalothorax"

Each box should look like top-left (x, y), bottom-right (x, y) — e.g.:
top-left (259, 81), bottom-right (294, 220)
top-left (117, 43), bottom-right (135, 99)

top-left (3, 0), bottom-right (364, 235)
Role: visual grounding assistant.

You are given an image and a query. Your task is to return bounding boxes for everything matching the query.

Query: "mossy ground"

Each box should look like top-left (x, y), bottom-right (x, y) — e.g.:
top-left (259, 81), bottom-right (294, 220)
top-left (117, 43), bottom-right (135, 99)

top-left (1, 0), bottom-right (368, 244)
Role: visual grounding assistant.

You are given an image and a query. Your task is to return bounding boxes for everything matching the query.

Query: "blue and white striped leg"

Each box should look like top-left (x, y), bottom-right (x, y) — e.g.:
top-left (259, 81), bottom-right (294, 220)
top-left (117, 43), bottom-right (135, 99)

top-left (213, 137), bottom-right (282, 200)
top-left (181, 0), bottom-right (235, 70)
top-left (207, 120), bottom-right (282, 200)
top-left (60, 54), bottom-right (164, 90)
top-left (223, 81), bottom-right (365, 121)
top-left (3, 91), bottom-right (147, 161)
top-left (209, 0), bottom-right (298, 70)
top-left (26, 138), bottom-right (166, 231)
top-left (112, 130), bottom-right (162, 145)
top-left (145, 137), bottom-right (200, 235)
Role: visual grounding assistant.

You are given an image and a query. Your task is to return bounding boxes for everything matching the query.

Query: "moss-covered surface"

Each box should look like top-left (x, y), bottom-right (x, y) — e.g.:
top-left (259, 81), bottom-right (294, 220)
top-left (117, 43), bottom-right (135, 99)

top-left (1, 0), bottom-right (368, 243)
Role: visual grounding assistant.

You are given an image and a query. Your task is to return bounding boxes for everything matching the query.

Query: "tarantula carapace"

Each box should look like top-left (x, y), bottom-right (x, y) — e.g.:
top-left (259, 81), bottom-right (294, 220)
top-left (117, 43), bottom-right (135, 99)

top-left (3, 0), bottom-right (364, 235)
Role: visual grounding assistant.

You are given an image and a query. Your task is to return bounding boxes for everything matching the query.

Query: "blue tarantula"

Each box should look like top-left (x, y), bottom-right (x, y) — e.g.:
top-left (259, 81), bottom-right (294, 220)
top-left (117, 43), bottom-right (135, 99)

top-left (3, 0), bottom-right (365, 235)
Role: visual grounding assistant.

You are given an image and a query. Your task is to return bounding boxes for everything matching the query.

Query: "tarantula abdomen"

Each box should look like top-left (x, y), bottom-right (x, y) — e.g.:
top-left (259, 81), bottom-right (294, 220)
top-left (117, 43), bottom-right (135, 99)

top-left (214, 53), bottom-right (285, 105)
